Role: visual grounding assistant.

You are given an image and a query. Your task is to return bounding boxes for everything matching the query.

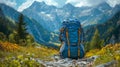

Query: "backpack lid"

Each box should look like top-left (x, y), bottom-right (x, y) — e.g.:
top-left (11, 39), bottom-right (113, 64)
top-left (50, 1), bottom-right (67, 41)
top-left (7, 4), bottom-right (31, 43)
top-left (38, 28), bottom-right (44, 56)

top-left (62, 19), bottom-right (81, 28)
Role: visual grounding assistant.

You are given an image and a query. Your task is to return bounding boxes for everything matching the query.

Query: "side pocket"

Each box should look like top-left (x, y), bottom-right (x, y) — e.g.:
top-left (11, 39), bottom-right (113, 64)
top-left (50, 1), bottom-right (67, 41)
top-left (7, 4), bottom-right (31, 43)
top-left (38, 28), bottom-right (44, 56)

top-left (80, 44), bottom-right (85, 58)
top-left (60, 43), bottom-right (65, 53)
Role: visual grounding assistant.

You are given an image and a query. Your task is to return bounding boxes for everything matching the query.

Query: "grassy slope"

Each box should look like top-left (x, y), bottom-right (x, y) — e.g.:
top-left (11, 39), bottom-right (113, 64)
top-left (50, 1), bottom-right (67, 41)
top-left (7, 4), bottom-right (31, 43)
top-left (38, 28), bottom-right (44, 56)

top-left (0, 41), bottom-right (58, 67)
top-left (85, 43), bottom-right (120, 66)
top-left (0, 41), bottom-right (120, 66)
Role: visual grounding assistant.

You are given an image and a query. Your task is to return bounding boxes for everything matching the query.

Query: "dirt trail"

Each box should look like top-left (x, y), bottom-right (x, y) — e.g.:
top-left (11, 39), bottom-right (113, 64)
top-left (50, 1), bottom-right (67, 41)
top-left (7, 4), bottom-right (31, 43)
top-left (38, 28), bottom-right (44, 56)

top-left (36, 55), bottom-right (99, 67)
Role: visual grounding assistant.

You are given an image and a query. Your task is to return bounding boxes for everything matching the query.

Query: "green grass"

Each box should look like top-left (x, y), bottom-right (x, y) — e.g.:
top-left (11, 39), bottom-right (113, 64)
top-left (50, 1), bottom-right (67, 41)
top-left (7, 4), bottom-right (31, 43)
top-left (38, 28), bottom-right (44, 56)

top-left (85, 43), bottom-right (120, 66)
top-left (1, 41), bottom-right (120, 67)
top-left (0, 41), bottom-right (58, 67)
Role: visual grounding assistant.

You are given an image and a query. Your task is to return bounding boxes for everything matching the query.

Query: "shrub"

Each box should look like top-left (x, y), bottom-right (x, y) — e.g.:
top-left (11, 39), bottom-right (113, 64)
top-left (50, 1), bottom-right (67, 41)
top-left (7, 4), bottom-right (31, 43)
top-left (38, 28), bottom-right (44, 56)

top-left (0, 32), bottom-right (6, 41)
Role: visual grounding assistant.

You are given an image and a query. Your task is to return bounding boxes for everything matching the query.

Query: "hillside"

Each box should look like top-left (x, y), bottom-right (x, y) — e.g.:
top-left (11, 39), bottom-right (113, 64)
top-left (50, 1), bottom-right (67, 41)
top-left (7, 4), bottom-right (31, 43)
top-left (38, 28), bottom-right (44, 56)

top-left (0, 8), bottom-right (16, 37)
top-left (85, 11), bottom-right (120, 43)
top-left (86, 43), bottom-right (120, 66)
top-left (0, 3), bottom-right (58, 47)
top-left (0, 41), bottom-right (58, 66)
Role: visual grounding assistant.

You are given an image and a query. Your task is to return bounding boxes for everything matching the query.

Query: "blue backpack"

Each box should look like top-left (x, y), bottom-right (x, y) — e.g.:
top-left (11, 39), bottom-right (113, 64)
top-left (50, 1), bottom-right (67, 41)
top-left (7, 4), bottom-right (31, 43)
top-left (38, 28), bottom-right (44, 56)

top-left (59, 19), bottom-right (85, 59)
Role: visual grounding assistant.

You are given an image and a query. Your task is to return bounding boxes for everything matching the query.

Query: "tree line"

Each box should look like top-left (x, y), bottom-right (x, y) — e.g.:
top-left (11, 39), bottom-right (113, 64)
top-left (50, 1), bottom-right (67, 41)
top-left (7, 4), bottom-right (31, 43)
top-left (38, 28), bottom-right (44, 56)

top-left (0, 14), bottom-right (35, 46)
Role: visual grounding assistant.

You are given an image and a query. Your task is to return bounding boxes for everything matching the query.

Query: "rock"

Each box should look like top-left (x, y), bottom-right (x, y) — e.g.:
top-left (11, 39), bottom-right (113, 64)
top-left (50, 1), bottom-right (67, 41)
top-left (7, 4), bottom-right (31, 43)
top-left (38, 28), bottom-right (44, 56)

top-left (96, 60), bottom-right (118, 67)
top-left (36, 55), bottom-right (100, 67)
top-left (115, 50), bottom-right (120, 53)
top-left (52, 54), bottom-right (61, 61)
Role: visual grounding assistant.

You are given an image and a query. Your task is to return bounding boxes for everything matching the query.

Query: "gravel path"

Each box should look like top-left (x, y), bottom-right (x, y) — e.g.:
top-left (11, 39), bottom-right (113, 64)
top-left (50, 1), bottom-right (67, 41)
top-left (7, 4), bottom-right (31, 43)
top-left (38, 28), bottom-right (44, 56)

top-left (36, 55), bottom-right (99, 67)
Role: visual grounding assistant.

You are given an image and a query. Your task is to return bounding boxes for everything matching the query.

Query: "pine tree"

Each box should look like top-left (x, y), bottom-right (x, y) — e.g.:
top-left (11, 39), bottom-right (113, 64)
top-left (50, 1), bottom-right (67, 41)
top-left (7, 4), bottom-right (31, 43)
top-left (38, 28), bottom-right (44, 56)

top-left (16, 14), bottom-right (28, 44)
top-left (90, 29), bottom-right (103, 50)
top-left (10, 14), bottom-right (35, 46)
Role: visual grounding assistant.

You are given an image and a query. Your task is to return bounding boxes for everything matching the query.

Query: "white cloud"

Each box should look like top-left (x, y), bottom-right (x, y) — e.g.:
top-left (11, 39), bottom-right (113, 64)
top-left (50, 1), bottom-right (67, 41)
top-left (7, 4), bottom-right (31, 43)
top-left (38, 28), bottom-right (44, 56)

top-left (18, 0), bottom-right (33, 12)
top-left (65, 0), bottom-right (97, 7)
top-left (75, 0), bottom-right (90, 7)
top-left (66, 0), bottom-right (79, 4)
top-left (65, 0), bottom-right (120, 7)
top-left (18, 0), bottom-right (58, 12)
top-left (107, 0), bottom-right (120, 7)
top-left (45, 0), bottom-right (58, 6)
top-left (0, 0), bottom-right (17, 8)
top-left (1, 0), bottom-right (120, 12)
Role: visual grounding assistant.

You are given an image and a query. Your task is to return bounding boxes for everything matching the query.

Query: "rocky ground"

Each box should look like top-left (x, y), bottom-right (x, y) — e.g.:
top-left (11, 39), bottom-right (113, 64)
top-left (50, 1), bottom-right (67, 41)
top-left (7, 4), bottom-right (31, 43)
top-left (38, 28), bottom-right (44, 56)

top-left (36, 55), bottom-right (118, 67)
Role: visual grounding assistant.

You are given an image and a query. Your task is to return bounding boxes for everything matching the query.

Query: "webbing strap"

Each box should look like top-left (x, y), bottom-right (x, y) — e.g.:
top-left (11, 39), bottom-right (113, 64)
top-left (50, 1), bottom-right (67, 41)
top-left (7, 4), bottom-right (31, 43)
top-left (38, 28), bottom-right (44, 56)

top-left (66, 28), bottom-right (70, 58)
top-left (78, 28), bottom-right (81, 58)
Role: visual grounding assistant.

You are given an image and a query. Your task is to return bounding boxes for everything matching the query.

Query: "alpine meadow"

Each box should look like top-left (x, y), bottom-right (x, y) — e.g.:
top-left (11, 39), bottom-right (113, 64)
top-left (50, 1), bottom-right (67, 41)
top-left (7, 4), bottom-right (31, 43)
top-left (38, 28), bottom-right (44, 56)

top-left (0, 0), bottom-right (120, 67)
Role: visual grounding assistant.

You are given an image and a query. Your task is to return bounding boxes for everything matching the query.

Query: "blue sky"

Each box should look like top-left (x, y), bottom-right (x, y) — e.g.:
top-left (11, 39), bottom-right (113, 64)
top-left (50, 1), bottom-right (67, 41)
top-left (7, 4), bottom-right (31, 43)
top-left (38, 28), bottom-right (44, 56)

top-left (0, 0), bottom-right (120, 12)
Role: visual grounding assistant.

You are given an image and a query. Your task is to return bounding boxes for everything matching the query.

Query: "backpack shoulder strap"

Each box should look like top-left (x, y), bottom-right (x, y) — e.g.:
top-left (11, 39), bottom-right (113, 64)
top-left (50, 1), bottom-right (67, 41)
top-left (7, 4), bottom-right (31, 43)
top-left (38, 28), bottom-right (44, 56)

top-left (78, 28), bottom-right (81, 58)
top-left (65, 28), bottom-right (70, 58)
top-left (59, 27), bottom-right (65, 42)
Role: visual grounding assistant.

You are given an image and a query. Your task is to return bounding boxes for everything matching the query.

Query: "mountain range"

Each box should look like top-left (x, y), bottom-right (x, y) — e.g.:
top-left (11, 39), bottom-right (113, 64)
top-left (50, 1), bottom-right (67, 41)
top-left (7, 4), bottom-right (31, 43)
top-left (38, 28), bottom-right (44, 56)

top-left (0, 1), bottom-right (120, 46)
top-left (22, 1), bottom-right (120, 32)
